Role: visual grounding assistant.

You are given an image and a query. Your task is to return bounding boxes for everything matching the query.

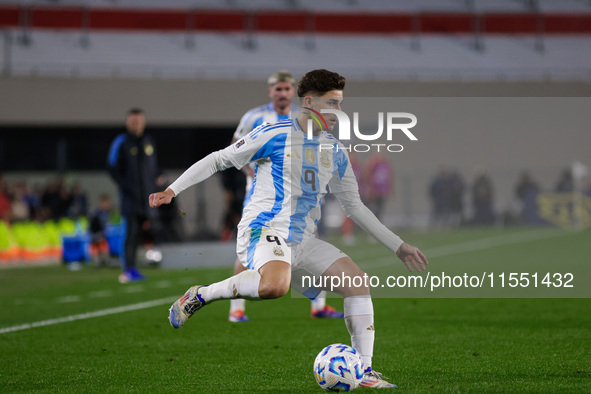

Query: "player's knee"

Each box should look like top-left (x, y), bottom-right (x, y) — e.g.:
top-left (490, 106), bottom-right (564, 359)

top-left (259, 280), bottom-right (290, 299)
top-left (258, 260), bottom-right (291, 299)
top-left (340, 282), bottom-right (370, 297)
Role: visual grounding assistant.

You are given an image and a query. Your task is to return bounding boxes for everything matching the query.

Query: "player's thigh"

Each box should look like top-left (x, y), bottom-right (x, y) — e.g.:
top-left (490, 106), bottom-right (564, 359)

top-left (291, 238), bottom-right (368, 298)
top-left (322, 256), bottom-right (370, 297)
top-left (258, 259), bottom-right (291, 298)
top-left (233, 257), bottom-right (246, 275)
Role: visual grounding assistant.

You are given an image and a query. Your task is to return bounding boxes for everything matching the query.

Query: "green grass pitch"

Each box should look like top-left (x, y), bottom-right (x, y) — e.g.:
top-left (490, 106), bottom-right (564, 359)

top-left (0, 227), bottom-right (589, 392)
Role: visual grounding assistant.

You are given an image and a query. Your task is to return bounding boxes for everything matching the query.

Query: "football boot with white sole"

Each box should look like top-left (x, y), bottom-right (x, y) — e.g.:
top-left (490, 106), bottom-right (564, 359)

top-left (360, 368), bottom-right (397, 389)
top-left (168, 285), bottom-right (205, 328)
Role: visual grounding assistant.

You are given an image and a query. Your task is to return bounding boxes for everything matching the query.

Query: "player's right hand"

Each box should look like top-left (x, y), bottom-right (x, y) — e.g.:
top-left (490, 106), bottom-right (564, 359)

top-left (149, 188), bottom-right (175, 208)
top-left (396, 242), bottom-right (429, 273)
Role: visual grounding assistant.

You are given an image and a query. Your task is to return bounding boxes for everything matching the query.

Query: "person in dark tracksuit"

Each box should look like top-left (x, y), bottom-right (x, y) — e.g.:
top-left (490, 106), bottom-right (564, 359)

top-left (107, 108), bottom-right (163, 283)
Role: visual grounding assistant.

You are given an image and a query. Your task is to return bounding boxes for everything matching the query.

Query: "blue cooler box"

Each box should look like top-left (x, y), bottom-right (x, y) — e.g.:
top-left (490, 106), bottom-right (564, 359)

top-left (105, 224), bottom-right (124, 256)
top-left (62, 234), bottom-right (91, 263)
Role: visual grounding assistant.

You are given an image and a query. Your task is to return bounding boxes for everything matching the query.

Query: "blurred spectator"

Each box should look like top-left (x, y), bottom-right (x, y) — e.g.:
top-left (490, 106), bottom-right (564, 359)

top-left (0, 176), bottom-right (96, 224)
top-left (41, 177), bottom-right (72, 221)
top-left (511, 171), bottom-right (540, 224)
top-left (364, 151), bottom-right (392, 222)
top-left (10, 182), bottom-right (29, 222)
top-left (68, 181), bottom-right (88, 218)
top-left (449, 171), bottom-right (465, 227)
top-left (0, 175), bottom-right (12, 221)
top-left (471, 172), bottom-right (496, 225)
top-left (56, 176), bottom-right (73, 219)
top-left (89, 194), bottom-right (113, 265)
top-left (555, 169), bottom-right (573, 192)
top-left (515, 171), bottom-right (540, 202)
top-left (40, 181), bottom-right (58, 220)
top-left (24, 183), bottom-right (42, 221)
top-left (429, 167), bottom-right (452, 227)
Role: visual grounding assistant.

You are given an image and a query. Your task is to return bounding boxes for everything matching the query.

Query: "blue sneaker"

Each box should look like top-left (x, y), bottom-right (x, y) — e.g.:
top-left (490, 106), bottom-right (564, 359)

top-left (118, 268), bottom-right (146, 283)
top-left (311, 305), bottom-right (344, 319)
top-left (228, 310), bottom-right (250, 322)
top-left (128, 268), bottom-right (145, 281)
top-left (169, 285), bottom-right (205, 328)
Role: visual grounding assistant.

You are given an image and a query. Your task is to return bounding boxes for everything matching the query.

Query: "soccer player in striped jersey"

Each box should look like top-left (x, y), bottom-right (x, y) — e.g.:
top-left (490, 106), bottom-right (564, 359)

top-left (149, 69), bottom-right (429, 389)
top-left (228, 70), bottom-right (343, 322)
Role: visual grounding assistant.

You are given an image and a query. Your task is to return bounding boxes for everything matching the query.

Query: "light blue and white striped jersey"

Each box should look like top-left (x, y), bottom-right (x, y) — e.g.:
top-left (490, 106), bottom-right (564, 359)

top-left (235, 102), bottom-right (296, 207)
top-left (220, 119), bottom-right (359, 244)
top-left (233, 103), bottom-right (296, 141)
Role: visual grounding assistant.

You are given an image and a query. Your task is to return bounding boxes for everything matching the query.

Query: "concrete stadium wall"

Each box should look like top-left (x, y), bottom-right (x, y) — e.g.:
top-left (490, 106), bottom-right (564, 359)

top-left (1, 76), bottom-right (590, 125)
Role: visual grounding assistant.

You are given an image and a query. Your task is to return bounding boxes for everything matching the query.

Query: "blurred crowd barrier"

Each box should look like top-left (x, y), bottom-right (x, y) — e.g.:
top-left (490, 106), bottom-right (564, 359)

top-left (0, 218), bottom-right (124, 267)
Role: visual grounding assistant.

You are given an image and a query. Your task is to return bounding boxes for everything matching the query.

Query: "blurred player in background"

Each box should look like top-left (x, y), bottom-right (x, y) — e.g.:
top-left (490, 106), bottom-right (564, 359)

top-left (364, 151), bottom-right (392, 223)
top-left (228, 69), bottom-right (343, 322)
top-left (107, 108), bottom-right (163, 283)
top-left (150, 69), bottom-right (428, 388)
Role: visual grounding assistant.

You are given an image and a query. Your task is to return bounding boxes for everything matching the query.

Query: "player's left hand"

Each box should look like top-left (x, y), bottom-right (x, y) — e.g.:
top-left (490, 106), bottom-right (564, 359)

top-left (396, 242), bottom-right (429, 272)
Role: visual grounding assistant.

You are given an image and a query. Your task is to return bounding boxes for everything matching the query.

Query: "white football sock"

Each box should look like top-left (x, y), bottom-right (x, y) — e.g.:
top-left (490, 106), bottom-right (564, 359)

top-left (344, 296), bottom-right (374, 369)
top-left (230, 298), bottom-right (246, 312)
top-left (311, 291), bottom-right (327, 311)
top-left (200, 270), bottom-right (262, 304)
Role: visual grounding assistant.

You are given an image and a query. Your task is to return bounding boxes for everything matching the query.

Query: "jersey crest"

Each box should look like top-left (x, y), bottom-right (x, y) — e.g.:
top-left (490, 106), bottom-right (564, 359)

top-left (320, 151), bottom-right (331, 168)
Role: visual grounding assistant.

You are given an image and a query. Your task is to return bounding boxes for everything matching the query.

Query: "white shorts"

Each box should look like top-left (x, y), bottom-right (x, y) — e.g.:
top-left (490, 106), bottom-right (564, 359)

top-left (291, 237), bottom-right (349, 299)
top-left (236, 227), bottom-right (291, 271)
top-left (236, 227), bottom-right (349, 299)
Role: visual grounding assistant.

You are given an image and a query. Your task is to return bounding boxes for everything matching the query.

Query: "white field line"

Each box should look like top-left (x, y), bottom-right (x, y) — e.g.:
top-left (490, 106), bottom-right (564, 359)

top-left (360, 228), bottom-right (570, 270)
top-left (15, 277), bottom-right (189, 305)
top-left (122, 285), bottom-right (145, 293)
top-left (177, 277), bottom-right (198, 284)
top-left (154, 280), bottom-right (172, 288)
top-left (55, 295), bottom-right (81, 304)
top-left (0, 297), bottom-right (177, 335)
top-left (88, 290), bottom-right (114, 298)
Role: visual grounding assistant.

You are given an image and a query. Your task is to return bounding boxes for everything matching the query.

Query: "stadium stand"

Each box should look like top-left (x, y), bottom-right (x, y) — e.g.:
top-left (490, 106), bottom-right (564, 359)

top-left (1, 31), bottom-right (590, 80)
top-left (0, 0), bottom-right (590, 80)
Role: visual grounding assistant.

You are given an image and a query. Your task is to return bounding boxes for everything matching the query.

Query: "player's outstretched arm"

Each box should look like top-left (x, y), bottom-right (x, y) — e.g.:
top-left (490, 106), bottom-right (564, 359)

top-left (149, 188), bottom-right (175, 208)
top-left (396, 242), bottom-right (429, 273)
top-left (148, 131), bottom-right (263, 209)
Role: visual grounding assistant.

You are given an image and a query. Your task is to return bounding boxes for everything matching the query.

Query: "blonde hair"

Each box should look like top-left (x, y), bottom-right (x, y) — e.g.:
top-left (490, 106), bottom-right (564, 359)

top-left (267, 70), bottom-right (295, 87)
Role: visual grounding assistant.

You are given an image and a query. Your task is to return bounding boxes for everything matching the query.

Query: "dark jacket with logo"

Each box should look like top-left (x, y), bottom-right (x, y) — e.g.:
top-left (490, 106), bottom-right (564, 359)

top-left (107, 132), bottom-right (161, 217)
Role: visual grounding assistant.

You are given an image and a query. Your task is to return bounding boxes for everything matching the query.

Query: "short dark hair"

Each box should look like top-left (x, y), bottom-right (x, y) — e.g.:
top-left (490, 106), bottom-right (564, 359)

top-left (127, 108), bottom-right (144, 116)
top-left (297, 69), bottom-right (346, 97)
